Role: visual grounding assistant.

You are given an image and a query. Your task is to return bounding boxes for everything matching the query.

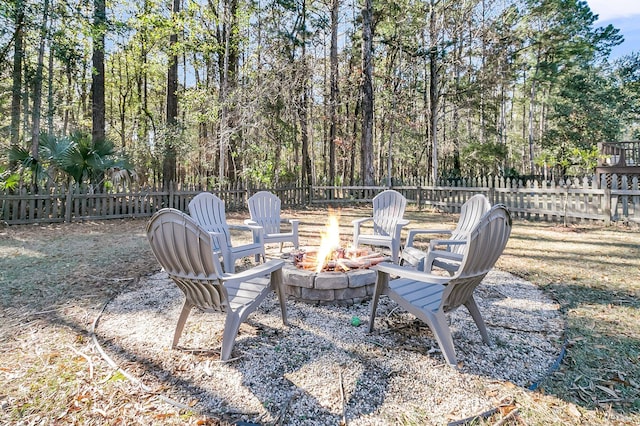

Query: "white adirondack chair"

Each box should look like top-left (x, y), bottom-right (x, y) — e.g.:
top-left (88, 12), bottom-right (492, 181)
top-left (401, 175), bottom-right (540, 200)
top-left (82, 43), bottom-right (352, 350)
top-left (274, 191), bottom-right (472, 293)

top-left (246, 191), bottom-right (299, 252)
top-left (188, 192), bottom-right (265, 273)
top-left (368, 204), bottom-right (512, 368)
top-left (146, 208), bottom-right (288, 361)
top-left (401, 194), bottom-right (491, 273)
top-left (352, 189), bottom-right (409, 263)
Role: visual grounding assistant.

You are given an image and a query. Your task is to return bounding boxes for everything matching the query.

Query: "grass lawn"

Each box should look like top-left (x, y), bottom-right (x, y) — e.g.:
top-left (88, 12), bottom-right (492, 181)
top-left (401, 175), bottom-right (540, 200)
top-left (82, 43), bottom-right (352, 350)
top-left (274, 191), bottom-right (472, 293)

top-left (0, 206), bottom-right (638, 425)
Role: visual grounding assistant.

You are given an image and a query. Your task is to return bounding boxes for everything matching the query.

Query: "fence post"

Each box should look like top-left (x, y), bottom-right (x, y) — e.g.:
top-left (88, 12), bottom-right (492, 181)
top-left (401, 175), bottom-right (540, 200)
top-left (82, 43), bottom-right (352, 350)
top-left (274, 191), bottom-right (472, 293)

top-left (604, 188), bottom-right (611, 226)
top-left (169, 181), bottom-right (175, 209)
top-left (65, 183), bottom-right (73, 223)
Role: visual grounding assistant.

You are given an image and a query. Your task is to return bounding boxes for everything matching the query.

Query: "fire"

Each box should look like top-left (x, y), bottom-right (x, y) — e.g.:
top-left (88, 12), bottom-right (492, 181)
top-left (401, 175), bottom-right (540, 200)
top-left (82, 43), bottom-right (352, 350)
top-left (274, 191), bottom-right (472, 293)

top-left (291, 209), bottom-right (390, 272)
top-left (315, 210), bottom-right (342, 272)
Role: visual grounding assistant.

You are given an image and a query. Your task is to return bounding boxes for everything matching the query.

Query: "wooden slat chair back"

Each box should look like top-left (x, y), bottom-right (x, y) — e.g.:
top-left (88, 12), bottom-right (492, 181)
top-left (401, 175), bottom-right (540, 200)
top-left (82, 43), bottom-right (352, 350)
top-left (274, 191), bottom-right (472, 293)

top-left (146, 208), bottom-right (288, 361)
top-left (352, 189), bottom-right (409, 263)
top-left (401, 194), bottom-right (491, 272)
top-left (189, 192), bottom-right (265, 273)
top-left (368, 204), bottom-right (512, 368)
top-left (246, 191), bottom-right (299, 251)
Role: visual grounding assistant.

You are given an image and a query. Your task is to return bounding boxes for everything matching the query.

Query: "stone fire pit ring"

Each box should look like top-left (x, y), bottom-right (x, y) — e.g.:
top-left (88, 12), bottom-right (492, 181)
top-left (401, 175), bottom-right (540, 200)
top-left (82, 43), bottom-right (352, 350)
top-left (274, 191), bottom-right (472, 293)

top-left (280, 251), bottom-right (382, 305)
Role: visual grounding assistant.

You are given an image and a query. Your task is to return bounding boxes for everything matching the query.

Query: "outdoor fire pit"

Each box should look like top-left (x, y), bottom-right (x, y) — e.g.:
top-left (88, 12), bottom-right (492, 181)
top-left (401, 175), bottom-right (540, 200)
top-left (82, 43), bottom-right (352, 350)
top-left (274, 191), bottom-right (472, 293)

top-left (280, 211), bottom-right (390, 305)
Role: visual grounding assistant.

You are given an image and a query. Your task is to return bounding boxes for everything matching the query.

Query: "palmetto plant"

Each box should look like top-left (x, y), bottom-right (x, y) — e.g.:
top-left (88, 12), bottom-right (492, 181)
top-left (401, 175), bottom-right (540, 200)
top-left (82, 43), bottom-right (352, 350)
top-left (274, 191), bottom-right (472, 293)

top-left (7, 132), bottom-right (135, 190)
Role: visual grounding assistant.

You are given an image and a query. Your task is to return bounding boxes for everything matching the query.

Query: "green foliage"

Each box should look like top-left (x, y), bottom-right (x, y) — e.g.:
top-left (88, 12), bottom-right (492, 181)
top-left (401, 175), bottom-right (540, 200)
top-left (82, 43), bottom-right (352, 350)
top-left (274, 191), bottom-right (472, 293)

top-left (460, 142), bottom-right (508, 177)
top-left (5, 132), bottom-right (135, 188)
top-left (0, 165), bottom-right (20, 190)
top-left (8, 145), bottom-right (40, 174)
top-left (613, 53), bottom-right (640, 138)
top-left (543, 66), bottom-right (622, 150)
top-left (3, 0), bottom-right (639, 189)
top-left (535, 144), bottom-right (599, 177)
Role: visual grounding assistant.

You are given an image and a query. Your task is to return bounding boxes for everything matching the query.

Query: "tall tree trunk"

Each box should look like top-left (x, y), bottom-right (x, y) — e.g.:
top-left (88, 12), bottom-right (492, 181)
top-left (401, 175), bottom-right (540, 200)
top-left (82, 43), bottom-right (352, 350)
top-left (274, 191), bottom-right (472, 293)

top-left (329, 0), bottom-right (339, 184)
top-left (31, 0), bottom-right (51, 179)
top-left (300, 0), bottom-right (312, 187)
top-left (218, 1), bottom-right (230, 184)
top-left (528, 58), bottom-right (540, 175)
top-left (163, 0), bottom-right (180, 188)
top-left (10, 0), bottom-right (25, 162)
top-left (137, 0), bottom-right (152, 168)
top-left (216, 0), bottom-right (240, 183)
top-left (92, 0), bottom-right (106, 144)
top-left (63, 65), bottom-right (72, 135)
top-left (47, 37), bottom-right (55, 135)
top-left (91, 0), bottom-right (107, 190)
top-left (360, 0), bottom-right (374, 185)
top-left (452, 32), bottom-right (462, 173)
top-left (226, 0), bottom-right (240, 182)
top-left (428, 0), bottom-right (439, 182)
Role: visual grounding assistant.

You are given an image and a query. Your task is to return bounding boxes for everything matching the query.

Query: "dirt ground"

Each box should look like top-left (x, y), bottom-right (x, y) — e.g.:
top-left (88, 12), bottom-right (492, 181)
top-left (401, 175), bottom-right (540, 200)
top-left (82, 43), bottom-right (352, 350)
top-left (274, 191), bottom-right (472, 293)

top-left (1, 207), bottom-right (639, 425)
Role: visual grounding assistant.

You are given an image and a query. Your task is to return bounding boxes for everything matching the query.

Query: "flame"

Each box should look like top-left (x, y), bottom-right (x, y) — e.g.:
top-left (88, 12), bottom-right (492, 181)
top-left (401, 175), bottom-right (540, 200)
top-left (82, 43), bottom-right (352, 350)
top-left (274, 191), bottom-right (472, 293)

top-left (315, 210), bottom-right (342, 272)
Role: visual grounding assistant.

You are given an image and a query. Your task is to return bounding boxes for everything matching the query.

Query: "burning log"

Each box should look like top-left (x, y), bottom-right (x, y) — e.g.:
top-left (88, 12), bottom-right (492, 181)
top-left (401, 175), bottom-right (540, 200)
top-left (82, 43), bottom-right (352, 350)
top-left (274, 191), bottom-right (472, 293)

top-left (290, 208), bottom-right (390, 272)
top-left (353, 252), bottom-right (387, 260)
top-left (293, 250), bottom-right (390, 272)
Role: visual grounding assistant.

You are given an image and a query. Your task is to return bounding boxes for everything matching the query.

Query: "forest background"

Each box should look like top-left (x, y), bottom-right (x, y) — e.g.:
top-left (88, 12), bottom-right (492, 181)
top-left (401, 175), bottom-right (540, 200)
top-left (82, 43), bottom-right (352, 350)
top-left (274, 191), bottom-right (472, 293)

top-left (1, 0), bottom-right (640, 193)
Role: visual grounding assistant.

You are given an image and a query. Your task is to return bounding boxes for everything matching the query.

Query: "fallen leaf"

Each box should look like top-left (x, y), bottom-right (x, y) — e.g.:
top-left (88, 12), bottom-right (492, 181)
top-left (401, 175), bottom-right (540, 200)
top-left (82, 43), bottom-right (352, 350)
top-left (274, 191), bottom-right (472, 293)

top-left (155, 413), bottom-right (176, 420)
top-left (498, 403), bottom-right (517, 416)
top-left (567, 405), bottom-right (582, 418)
top-left (595, 385), bottom-right (619, 398)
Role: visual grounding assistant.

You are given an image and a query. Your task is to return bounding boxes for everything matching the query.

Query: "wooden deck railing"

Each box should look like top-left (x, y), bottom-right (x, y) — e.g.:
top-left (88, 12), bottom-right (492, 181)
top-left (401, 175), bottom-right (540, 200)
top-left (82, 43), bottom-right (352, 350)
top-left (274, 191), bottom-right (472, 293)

top-left (2, 176), bottom-right (639, 226)
top-left (598, 141), bottom-right (640, 167)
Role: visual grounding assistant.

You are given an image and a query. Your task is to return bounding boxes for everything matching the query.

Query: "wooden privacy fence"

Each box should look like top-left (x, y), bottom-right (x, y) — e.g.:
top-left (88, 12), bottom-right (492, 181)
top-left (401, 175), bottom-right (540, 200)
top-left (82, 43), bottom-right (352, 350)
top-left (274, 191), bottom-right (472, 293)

top-left (1, 175), bottom-right (639, 226)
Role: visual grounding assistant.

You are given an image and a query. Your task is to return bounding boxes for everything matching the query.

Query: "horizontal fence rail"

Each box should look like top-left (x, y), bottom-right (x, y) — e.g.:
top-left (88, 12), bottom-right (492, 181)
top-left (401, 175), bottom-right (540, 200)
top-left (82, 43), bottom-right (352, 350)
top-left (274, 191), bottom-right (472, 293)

top-left (1, 175), bottom-right (639, 226)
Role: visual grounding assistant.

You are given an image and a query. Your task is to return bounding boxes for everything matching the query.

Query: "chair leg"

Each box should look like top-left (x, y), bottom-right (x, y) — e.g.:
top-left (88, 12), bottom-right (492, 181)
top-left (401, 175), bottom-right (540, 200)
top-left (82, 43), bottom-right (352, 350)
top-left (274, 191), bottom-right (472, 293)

top-left (172, 302), bottom-right (193, 348)
top-left (464, 297), bottom-right (491, 344)
top-left (224, 257), bottom-right (235, 274)
top-left (391, 243), bottom-right (399, 264)
top-left (368, 270), bottom-right (388, 333)
top-left (426, 310), bottom-right (458, 368)
top-left (221, 311), bottom-right (242, 361)
top-left (271, 268), bottom-right (288, 325)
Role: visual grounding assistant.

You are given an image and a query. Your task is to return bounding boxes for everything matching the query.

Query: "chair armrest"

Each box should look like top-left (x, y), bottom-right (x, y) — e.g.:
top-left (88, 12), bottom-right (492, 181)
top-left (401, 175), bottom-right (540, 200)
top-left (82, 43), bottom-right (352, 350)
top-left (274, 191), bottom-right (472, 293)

top-left (394, 219), bottom-right (410, 237)
top-left (352, 217), bottom-right (373, 245)
top-left (406, 228), bottom-right (453, 247)
top-left (227, 223), bottom-right (265, 246)
top-left (228, 223), bottom-right (255, 232)
top-left (352, 217), bottom-right (373, 227)
top-left (428, 238), bottom-right (467, 251)
top-left (220, 259), bottom-right (285, 284)
top-left (423, 249), bottom-right (464, 273)
top-left (425, 249), bottom-right (463, 263)
top-left (287, 219), bottom-right (299, 233)
top-left (372, 262), bottom-right (451, 285)
top-left (241, 220), bottom-right (265, 244)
